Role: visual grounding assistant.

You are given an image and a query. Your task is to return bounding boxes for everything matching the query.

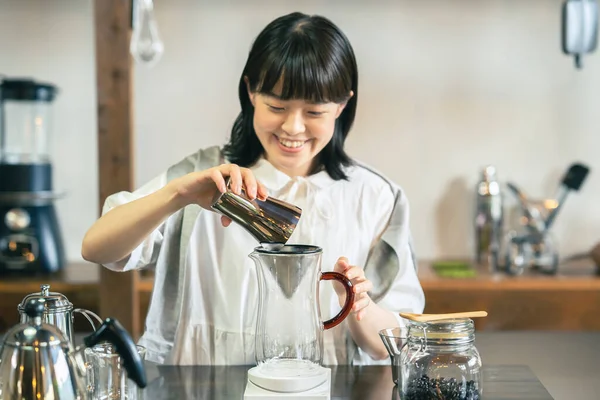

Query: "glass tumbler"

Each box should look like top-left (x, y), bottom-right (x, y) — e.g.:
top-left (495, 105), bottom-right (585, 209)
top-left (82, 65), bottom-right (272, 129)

top-left (85, 343), bottom-right (147, 400)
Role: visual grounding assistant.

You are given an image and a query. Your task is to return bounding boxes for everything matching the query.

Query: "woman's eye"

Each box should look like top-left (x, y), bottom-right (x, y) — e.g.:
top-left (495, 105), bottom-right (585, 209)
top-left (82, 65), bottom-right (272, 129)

top-left (307, 111), bottom-right (325, 116)
top-left (268, 105), bottom-right (285, 112)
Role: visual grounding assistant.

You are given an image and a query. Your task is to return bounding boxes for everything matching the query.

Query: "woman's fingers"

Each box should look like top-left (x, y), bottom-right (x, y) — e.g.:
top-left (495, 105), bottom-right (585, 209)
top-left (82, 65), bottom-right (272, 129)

top-left (240, 167), bottom-right (258, 200)
top-left (256, 180), bottom-right (269, 201)
top-left (226, 164), bottom-right (244, 195)
top-left (212, 164), bottom-right (267, 201)
top-left (352, 278), bottom-right (373, 294)
top-left (352, 294), bottom-right (371, 312)
top-left (208, 168), bottom-right (228, 193)
top-left (221, 215), bottom-right (232, 227)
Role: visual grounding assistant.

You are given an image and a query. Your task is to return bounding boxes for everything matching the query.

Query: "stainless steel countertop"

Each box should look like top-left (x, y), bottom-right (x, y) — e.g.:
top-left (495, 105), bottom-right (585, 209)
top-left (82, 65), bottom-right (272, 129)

top-left (475, 331), bottom-right (600, 400)
top-left (2, 331), bottom-right (596, 399)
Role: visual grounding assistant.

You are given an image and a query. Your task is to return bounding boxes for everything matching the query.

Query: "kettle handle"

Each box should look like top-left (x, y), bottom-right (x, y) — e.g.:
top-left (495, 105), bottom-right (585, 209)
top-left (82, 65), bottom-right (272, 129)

top-left (83, 318), bottom-right (148, 389)
top-left (321, 272), bottom-right (355, 330)
top-left (73, 308), bottom-right (103, 331)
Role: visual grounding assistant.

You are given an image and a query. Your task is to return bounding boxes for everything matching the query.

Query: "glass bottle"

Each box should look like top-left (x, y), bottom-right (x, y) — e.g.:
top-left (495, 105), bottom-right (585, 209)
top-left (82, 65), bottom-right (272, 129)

top-left (401, 318), bottom-right (483, 400)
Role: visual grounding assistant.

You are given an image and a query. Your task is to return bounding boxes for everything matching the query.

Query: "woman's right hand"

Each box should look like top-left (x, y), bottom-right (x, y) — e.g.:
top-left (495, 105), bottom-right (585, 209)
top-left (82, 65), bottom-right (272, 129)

top-left (167, 164), bottom-right (268, 226)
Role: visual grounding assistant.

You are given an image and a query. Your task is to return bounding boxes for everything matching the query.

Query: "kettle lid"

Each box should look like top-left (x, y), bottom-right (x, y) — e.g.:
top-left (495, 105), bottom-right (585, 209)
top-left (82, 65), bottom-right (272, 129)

top-left (4, 298), bottom-right (68, 348)
top-left (17, 284), bottom-right (73, 314)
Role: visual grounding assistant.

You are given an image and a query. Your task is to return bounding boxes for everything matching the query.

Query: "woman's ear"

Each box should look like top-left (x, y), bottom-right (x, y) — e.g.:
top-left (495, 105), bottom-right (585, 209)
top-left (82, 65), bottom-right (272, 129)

top-left (244, 76), bottom-right (256, 106)
top-left (335, 90), bottom-right (354, 118)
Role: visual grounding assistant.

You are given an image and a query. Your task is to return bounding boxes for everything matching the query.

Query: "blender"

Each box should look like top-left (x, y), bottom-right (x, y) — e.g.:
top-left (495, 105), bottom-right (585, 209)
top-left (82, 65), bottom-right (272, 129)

top-left (0, 77), bottom-right (66, 275)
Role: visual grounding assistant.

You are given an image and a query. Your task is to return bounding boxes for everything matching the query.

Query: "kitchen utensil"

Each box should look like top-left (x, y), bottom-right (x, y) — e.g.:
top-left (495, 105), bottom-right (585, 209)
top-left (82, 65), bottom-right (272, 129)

top-left (399, 311), bottom-right (488, 323)
top-left (17, 283), bottom-right (103, 344)
top-left (503, 162), bottom-right (590, 275)
top-left (211, 178), bottom-right (302, 248)
top-left (543, 162), bottom-right (590, 234)
top-left (503, 228), bottom-right (559, 276)
top-left (0, 298), bottom-right (147, 400)
top-left (475, 166), bottom-right (504, 271)
top-left (505, 182), bottom-right (546, 234)
top-left (0, 77), bottom-right (66, 275)
top-left (247, 244), bottom-right (354, 393)
top-left (379, 327), bottom-right (409, 386)
top-left (85, 343), bottom-right (147, 400)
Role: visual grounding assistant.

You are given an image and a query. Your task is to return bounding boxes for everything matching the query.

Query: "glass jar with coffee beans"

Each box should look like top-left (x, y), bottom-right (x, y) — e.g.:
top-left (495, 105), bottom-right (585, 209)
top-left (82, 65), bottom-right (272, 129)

top-left (400, 318), bottom-right (482, 400)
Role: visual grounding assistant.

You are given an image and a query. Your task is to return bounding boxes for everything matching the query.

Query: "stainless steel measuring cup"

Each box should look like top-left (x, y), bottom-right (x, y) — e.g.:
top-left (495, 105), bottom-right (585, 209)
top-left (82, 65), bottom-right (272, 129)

top-left (211, 178), bottom-right (302, 249)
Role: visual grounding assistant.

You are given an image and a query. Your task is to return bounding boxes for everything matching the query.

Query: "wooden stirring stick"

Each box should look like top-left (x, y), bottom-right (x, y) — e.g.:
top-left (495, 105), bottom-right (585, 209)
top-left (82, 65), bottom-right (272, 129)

top-left (399, 311), bottom-right (488, 322)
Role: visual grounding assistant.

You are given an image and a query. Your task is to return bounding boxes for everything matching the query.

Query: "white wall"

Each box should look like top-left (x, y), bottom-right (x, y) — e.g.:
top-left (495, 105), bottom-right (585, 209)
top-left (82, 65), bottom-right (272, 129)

top-left (1, 0), bottom-right (599, 263)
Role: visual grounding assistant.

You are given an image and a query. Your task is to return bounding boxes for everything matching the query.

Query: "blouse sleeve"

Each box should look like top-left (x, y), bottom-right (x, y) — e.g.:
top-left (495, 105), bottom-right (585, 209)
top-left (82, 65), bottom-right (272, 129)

top-left (351, 179), bottom-right (425, 366)
top-left (100, 173), bottom-right (168, 272)
top-left (365, 184), bottom-right (425, 324)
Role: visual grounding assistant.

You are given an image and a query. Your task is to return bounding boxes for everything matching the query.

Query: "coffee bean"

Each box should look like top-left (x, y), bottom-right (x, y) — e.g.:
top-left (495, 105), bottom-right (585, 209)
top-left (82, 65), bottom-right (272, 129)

top-left (404, 374), bottom-right (481, 400)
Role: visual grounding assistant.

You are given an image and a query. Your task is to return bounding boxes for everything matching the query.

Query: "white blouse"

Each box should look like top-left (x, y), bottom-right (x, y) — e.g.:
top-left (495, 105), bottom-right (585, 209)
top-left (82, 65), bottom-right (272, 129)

top-left (102, 155), bottom-right (425, 365)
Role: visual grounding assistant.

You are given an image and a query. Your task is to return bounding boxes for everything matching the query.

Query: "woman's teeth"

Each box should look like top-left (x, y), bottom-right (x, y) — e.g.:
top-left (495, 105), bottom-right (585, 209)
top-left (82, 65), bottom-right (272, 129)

top-left (279, 138), bottom-right (304, 148)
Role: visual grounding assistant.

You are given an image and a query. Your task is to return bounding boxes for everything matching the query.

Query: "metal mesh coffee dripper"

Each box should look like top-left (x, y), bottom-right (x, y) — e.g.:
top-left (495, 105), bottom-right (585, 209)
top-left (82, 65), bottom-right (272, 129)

top-left (251, 245), bottom-right (317, 299)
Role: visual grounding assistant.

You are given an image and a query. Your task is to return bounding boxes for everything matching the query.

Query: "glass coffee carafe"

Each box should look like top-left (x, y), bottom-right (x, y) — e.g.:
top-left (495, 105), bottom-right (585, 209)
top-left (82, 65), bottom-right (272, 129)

top-left (249, 245), bottom-right (355, 383)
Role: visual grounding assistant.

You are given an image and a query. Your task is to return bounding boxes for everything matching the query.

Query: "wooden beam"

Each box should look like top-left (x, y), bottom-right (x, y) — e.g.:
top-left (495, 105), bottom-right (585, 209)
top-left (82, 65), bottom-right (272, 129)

top-left (93, 0), bottom-right (140, 338)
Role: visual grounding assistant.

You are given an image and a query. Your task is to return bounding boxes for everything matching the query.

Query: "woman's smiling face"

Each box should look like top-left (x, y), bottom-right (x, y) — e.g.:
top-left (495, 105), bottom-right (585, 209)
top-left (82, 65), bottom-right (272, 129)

top-left (248, 82), bottom-right (352, 178)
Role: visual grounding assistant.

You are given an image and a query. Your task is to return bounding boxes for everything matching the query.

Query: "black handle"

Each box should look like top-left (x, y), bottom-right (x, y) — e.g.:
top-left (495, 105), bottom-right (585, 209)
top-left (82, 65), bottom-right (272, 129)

top-left (24, 298), bottom-right (46, 318)
top-left (83, 318), bottom-right (147, 388)
top-left (561, 163), bottom-right (590, 191)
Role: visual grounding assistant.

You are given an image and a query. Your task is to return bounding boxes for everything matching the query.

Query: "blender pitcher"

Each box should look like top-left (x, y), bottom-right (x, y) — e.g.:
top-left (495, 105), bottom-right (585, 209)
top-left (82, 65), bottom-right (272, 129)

top-left (249, 245), bottom-right (355, 388)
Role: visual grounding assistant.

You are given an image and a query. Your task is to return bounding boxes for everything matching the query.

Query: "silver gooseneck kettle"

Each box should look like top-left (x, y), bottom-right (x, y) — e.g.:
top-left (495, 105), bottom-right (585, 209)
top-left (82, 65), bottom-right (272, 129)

top-left (17, 284), bottom-right (103, 345)
top-left (0, 298), bottom-right (147, 400)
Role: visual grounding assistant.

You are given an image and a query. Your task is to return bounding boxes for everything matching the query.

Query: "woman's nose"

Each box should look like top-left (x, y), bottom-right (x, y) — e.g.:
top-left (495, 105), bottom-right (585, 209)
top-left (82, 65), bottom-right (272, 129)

top-left (281, 111), bottom-right (306, 136)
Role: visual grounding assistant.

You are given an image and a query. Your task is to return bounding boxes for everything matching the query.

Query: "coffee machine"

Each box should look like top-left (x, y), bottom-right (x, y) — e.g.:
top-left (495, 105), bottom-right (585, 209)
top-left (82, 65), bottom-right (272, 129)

top-left (0, 77), bottom-right (65, 275)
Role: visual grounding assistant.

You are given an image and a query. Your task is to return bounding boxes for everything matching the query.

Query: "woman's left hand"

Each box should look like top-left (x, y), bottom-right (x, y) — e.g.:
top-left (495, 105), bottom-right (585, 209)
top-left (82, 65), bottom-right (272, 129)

top-left (333, 257), bottom-right (374, 321)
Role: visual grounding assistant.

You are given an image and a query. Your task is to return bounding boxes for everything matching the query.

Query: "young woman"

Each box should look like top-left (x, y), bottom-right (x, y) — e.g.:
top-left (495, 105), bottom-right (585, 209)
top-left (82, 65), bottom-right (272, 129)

top-left (82, 12), bottom-right (424, 365)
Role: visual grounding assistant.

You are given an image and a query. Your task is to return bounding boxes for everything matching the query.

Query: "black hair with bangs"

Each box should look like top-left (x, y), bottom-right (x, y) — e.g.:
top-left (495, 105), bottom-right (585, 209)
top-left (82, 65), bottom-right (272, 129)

top-left (222, 12), bottom-right (358, 180)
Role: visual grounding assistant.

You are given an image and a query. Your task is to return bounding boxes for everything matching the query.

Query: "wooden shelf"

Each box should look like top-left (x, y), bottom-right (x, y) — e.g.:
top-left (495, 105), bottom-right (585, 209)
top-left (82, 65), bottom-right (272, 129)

top-left (418, 259), bottom-right (600, 331)
top-left (2, 259), bottom-right (600, 333)
top-left (419, 259), bottom-right (600, 290)
top-left (0, 262), bottom-right (155, 293)
top-left (0, 262), bottom-right (155, 335)
top-left (0, 267), bottom-right (97, 294)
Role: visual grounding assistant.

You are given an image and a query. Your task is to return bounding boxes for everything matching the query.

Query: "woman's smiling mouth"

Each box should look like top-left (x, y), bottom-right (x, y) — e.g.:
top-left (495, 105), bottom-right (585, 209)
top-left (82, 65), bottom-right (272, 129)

top-left (274, 134), bottom-right (309, 152)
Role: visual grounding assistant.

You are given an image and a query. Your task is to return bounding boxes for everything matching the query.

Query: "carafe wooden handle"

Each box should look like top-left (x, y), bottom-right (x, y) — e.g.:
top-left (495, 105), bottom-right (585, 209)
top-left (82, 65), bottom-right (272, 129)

top-left (321, 272), bottom-right (355, 329)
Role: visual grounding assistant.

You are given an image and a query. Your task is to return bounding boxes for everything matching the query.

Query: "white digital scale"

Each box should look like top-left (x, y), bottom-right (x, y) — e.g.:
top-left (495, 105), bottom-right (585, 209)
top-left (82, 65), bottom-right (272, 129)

top-left (243, 365), bottom-right (331, 400)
